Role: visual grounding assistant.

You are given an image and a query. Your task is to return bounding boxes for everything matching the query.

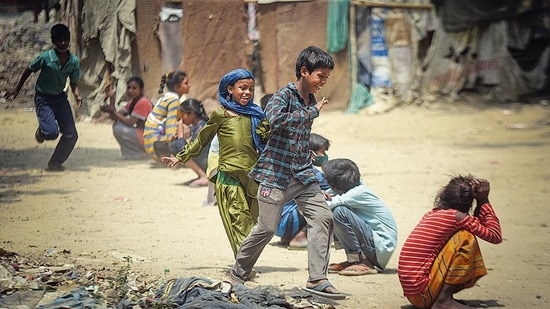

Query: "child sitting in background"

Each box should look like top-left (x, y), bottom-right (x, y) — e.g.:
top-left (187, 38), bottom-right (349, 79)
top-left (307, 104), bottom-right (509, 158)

top-left (259, 93), bottom-right (273, 110)
top-left (203, 134), bottom-right (219, 207)
top-left (168, 98), bottom-right (210, 187)
top-left (323, 158), bottom-right (398, 276)
top-left (101, 76), bottom-right (153, 160)
top-left (143, 71), bottom-right (190, 163)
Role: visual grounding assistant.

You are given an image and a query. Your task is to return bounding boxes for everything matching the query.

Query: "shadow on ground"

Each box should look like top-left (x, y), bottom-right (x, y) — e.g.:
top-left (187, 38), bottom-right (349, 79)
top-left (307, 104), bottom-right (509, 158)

top-left (400, 298), bottom-right (505, 308)
top-left (0, 146), bottom-right (148, 204)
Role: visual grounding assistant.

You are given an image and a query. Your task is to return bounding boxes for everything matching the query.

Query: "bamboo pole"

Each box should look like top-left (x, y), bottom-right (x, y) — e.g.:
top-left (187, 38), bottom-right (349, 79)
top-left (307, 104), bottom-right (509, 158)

top-left (349, 2), bottom-right (358, 92)
top-left (352, 0), bottom-right (433, 9)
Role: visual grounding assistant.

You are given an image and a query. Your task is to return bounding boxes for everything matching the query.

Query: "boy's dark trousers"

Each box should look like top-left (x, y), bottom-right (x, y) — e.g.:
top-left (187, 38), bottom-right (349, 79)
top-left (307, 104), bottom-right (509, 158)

top-left (34, 92), bottom-right (78, 167)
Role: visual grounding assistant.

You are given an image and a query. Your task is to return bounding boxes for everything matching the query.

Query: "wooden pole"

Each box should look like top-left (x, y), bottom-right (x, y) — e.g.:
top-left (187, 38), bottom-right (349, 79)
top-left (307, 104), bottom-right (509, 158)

top-left (349, 2), bottom-right (358, 93)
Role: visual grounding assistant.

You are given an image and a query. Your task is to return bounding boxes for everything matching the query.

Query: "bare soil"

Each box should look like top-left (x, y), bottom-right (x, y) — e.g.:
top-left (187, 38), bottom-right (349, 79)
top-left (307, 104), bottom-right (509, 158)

top-left (1, 99), bottom-right (550, 308)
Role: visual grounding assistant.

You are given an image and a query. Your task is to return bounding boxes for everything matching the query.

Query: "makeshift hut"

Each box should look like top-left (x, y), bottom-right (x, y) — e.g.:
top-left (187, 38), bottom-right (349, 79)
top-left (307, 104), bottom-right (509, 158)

top-left (62, 0), bottom-right (549, 118)
top-left (344, 0), bottom-right (549, 113)
top-left (179, 0), bottom-right (351, 111)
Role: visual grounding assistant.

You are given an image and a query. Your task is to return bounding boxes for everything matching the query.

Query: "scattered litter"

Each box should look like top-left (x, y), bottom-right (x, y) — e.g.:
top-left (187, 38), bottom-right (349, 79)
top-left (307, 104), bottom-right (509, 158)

top-left (113, 197), bottom-right (129, 203)
top-left (44, 248), bottom-right (57, 257)
top-left (1, 248), bottom-right (334, 309)
top-left (108, 251), bottom-right (148, 262)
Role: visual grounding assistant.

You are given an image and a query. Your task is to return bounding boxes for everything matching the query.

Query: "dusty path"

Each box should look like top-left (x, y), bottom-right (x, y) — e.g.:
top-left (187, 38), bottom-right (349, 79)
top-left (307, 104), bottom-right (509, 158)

top-left (1, 101), bottom-right (550, 308)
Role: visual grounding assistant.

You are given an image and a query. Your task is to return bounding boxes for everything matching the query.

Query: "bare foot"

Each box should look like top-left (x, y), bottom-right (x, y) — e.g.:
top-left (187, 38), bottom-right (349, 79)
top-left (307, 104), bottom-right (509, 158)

top-left (188, 177), bottom-right (209, 187)
top-left (277, 238), bottom-right (290, 246)
top-left (288, 229), bottom-right (307, 248)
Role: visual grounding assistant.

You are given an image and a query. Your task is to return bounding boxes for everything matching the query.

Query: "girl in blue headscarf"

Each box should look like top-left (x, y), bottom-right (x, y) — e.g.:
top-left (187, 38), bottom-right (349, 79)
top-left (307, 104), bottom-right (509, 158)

top-left (162, 68), bottom-right (270, 258)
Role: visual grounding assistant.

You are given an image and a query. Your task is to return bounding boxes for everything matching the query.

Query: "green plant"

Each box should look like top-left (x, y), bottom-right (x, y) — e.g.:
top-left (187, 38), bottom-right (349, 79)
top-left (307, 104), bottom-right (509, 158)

top-left (114, 255), bottom-right (133, 300)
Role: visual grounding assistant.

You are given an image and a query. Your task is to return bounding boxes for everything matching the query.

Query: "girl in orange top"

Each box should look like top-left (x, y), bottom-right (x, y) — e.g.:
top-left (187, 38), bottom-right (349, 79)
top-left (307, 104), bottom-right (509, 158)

top-left (101, 76), bottom-right (153, 160)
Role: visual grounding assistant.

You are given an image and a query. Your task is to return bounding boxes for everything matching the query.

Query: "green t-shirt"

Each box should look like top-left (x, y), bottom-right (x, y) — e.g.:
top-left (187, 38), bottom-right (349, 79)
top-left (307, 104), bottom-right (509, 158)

top-left (29, 49), bottom-right (80, 95)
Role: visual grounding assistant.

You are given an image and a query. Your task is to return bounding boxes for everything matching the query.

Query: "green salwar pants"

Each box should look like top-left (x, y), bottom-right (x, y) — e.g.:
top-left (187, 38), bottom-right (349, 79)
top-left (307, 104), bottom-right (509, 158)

top-left (215, 170), bottom-right (259, 257)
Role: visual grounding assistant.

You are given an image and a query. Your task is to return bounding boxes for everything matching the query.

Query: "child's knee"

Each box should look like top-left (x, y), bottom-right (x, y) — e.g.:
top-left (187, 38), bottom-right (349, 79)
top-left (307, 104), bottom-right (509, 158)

top-left (332, 205), bottom-right (348, 220)
top-left (112, 123), bottom-right (125, 137)
top-left (315, 208), bottom-right (334, 226)
top-left (62, 131), bottom-right (78, 142)
top-left (265, 226), bottom-right (278, 236)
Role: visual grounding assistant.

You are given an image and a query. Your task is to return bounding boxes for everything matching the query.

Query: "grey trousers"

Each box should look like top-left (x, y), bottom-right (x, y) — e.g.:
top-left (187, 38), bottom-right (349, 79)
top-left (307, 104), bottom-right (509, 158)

top-left (231, 177), bottom-right (334, 283)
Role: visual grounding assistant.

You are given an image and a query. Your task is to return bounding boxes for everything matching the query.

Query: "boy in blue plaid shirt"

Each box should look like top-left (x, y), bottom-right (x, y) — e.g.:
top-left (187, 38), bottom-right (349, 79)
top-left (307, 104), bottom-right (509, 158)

top-left (230, 46), bottom-right (346, 300)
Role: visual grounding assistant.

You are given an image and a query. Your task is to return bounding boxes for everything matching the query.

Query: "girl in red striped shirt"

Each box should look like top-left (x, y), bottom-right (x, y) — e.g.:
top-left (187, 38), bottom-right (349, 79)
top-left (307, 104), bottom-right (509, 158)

top-left (398, 175), bottom-right (502, 309)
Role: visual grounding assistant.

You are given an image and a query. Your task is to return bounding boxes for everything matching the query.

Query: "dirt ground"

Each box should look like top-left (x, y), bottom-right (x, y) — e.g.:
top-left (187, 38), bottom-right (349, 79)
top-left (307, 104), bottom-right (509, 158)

top-left (1, 98), bottom-right (550, 308)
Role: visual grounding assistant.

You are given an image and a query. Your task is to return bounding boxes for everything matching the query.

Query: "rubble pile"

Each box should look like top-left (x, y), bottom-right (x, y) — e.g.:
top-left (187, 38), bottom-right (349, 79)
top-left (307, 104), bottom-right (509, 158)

top-left (0, 248), bottom-right (329, 309)
top-left (0, 248), bottom-right (164, 308)
top-left (0, 12), bottom-right (52, 107)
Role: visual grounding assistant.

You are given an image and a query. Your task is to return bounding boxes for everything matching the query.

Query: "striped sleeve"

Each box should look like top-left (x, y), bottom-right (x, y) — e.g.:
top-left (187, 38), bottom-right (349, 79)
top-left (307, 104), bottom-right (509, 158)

top-left (460, 203), bottom-right (502, 244)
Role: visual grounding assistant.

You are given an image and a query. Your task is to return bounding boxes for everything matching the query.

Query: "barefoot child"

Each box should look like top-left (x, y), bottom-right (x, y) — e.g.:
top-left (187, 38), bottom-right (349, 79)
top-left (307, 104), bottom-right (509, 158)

top-left (230, 46), bottom-right (346, 300)
top-left (161, 68), bottom-right (269, 257)
top-left (168, 98), bottom-right (210, 187)
top-left (398, 175), bottom-right (502, 309)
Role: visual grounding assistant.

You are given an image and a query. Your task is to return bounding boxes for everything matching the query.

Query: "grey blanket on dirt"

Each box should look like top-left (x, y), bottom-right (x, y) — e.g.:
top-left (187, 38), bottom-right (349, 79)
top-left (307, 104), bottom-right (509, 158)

top-left (153, 276), bottom-right (290, 309)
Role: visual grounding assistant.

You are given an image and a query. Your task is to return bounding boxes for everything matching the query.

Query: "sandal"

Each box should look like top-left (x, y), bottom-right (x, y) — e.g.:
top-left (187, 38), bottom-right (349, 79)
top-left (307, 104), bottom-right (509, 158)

top-left (287, 243), bottom-right (307, 250)
top-left (328, 261), bottom-right (354, 273)
top-left (302, 281), bottom-right (347, 300)
top-left (338, 263), bottom-right (378, 276)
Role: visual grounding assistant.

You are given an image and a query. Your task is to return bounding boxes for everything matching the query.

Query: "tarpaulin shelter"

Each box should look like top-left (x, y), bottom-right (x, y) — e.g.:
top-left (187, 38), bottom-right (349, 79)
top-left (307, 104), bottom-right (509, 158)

top-left (66, 0), bottom-right (352, 116)
top-left (61, 0), bottom-right (161, 118)
top-left (65, 0), bottom-right (550, 117)
top-left (181, 0), bottom-right (350, 111)
top-left (346, 0), bottom-right (549, 113)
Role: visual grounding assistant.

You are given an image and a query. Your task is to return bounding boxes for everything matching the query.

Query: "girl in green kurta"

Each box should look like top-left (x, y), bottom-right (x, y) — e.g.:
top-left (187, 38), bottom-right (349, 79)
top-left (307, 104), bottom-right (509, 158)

top-left (162, 69), bottom-right (269, 257)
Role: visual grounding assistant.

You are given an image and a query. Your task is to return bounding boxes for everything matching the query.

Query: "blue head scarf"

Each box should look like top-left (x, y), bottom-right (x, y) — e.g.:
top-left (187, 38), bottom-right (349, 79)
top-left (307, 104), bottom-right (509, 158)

top-left (218, 68), bottom-right (266, 153)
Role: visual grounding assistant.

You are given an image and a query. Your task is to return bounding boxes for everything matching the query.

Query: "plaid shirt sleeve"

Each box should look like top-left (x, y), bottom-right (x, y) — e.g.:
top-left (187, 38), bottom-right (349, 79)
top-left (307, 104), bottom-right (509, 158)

top-left (249, 83), bottom-right (320, 190)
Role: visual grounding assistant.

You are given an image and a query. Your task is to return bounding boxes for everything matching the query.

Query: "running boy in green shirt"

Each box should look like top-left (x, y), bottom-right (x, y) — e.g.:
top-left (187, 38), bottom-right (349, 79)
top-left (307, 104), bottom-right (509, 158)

top-left (4, 23), bottom-right (82, 171)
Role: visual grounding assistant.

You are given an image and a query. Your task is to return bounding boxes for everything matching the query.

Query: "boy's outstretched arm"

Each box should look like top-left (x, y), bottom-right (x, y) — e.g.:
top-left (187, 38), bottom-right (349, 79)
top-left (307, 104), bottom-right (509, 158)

top-left (70, 82), bottom-right (83, 108)
top-left (315, 97), bottom-right (329, 111)
top-left (4, 68), bottom-right (33, 100)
